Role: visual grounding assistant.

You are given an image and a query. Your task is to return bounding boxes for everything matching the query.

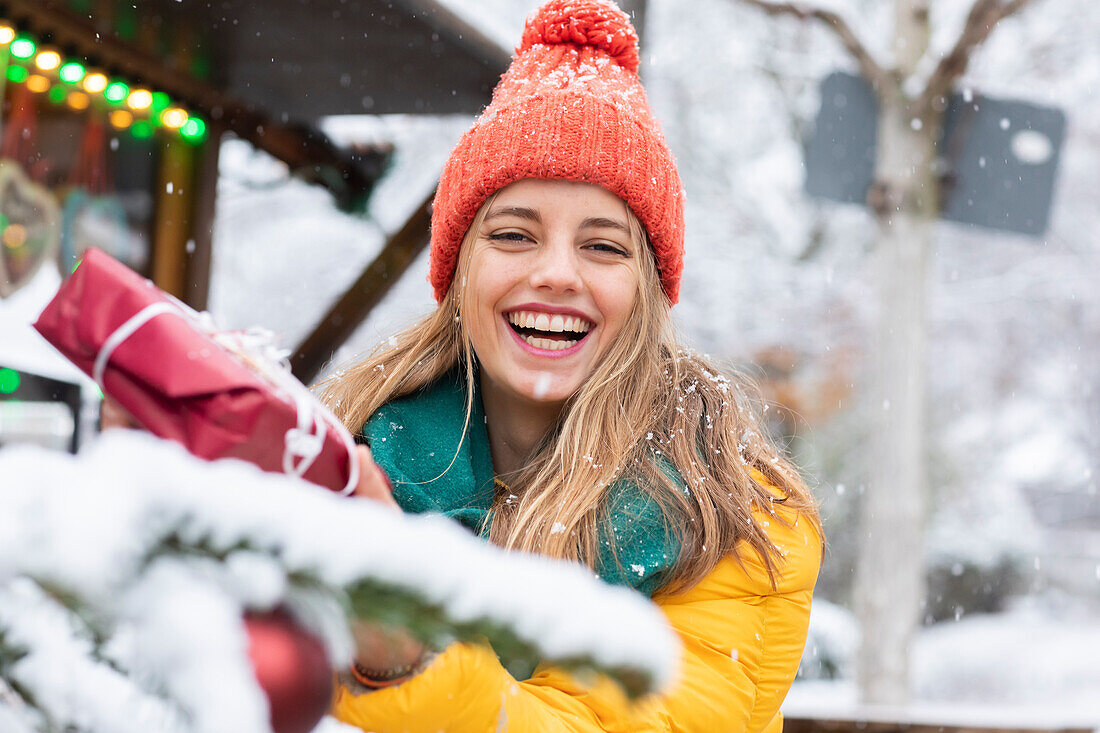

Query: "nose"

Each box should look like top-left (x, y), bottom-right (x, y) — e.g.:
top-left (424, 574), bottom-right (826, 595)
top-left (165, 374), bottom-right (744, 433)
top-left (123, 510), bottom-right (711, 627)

top-left (528, 237), bottom-right (582, 293)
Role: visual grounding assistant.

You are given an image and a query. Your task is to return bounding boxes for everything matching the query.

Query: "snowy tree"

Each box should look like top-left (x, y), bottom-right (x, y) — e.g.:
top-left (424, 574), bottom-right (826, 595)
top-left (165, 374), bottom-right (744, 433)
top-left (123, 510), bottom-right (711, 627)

top-left (724, 0), bottom-right (1042, 704)
top-left (0, 432), bottom-right (677, 732)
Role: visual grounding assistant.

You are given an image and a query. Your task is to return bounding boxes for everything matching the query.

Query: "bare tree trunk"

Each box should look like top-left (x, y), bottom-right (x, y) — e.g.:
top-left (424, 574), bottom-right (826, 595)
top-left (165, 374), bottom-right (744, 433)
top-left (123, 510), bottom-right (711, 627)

top-left (856, 95), bottom-right (939, 706)
top-left (736, 0), bottom-right (1037, 707)
top-left (855, 1), bottom-right (939, 701)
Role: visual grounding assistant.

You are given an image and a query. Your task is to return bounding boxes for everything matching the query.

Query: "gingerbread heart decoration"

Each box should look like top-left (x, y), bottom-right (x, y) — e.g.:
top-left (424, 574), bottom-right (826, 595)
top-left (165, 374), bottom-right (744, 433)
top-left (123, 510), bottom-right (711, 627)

top-left (0, 159), bottom-right (61, 298)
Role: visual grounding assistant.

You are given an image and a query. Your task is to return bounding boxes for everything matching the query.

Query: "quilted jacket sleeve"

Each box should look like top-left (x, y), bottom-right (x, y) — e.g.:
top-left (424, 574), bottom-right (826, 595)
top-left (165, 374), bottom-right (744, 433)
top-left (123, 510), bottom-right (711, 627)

top-left (331, 504), bottom-right (821, 733)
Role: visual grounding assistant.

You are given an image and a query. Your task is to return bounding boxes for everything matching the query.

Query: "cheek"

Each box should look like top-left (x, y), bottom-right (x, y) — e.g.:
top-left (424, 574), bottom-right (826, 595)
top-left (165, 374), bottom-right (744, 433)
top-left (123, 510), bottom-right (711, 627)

top-left (464, 254), bottom-right (511, 340)
top-left (594, 272), bottom-right (640, 336)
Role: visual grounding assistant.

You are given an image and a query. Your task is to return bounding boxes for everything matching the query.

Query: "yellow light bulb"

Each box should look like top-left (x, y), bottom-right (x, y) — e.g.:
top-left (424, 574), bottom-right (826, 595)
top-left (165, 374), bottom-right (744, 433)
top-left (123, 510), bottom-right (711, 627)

top-left (161, 107), bottom-right (188, 129)
top-left (109, 110), bottom-right (134, 128)
top-left (127, 89), bottom-right (152, 110)
top-left (83, 72), bottom-right (108, 93)
top-left (35, 50), bottom-right (61, 71)
top-left (67, 91), bottom-right (90, 111)
top-left (26, 74), bottom-right (50, 93)
top-left (3, 224), bottom-right (27, 248)
top-left (0, 26), bottom-right (15, 45)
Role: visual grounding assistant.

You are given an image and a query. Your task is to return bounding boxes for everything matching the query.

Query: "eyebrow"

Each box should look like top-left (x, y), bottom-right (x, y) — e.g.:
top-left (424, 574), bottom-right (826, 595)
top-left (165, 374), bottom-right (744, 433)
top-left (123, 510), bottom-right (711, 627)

top-left (580, 216), bottom-right (630, 235)
top-left (485, 206), bottom-right (541, 223)
top-left (484, 207), bottom-right (630, 236)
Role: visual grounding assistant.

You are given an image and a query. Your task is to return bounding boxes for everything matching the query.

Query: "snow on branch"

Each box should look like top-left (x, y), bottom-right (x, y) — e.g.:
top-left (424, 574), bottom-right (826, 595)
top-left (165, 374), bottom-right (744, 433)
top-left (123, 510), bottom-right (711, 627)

top-left (0, 431), bottom-right (678, 728)
top-left (738, 0), bottom-right (891, 90)
top-left (917, 0), bottom-right (1038, 108)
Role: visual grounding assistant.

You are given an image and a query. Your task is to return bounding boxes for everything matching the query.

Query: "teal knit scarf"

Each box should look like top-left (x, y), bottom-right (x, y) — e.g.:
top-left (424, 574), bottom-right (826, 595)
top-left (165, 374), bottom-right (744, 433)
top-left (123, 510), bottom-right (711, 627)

top-left (360, 370), bottom-right (680, 597)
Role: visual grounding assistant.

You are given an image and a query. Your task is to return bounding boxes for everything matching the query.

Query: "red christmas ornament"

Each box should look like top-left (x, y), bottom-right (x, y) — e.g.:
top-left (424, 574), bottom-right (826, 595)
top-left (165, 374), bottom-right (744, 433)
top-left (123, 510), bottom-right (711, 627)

top-left (244, 609), bottom-right (333, 733)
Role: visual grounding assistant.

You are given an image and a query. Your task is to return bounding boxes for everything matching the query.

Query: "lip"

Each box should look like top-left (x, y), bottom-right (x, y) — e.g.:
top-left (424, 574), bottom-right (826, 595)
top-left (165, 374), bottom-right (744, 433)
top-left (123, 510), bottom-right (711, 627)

top-left (503, 314), bottom-right (593, 359)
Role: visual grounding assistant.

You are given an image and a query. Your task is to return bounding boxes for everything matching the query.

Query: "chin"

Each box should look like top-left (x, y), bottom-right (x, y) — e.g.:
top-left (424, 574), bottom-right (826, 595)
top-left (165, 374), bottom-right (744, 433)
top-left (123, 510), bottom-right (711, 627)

top-left (512, 372), bottom-right (580, 406)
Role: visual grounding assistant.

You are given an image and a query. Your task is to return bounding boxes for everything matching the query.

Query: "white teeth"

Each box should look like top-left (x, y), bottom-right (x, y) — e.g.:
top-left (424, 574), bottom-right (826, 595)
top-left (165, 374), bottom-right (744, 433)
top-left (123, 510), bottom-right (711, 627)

top-left (506, 310), bottom-right (593, 334)
top-left (523, 335), bottom-right (578, 351)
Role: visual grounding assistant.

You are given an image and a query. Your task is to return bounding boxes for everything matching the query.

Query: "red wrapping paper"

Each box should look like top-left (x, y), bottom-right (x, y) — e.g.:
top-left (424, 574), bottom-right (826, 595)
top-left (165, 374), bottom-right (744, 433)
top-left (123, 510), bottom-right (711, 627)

top-left (33, 247), bottom-right (357, 494)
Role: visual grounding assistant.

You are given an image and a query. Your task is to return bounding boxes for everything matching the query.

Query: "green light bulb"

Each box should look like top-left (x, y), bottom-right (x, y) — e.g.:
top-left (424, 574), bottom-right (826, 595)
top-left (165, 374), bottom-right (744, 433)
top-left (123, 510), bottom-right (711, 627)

top-left (0, 368), bottom-right (20, 394)
top-left (49, 85), bottom-right (67, 104)
top-left (58, 61), bottom-right (85, 83)
top-left (131, 120), bottom-right (153, 139)
top-left (104, 81), bottom-right (128, 103)
top-left (180, 117), bottom-right (206, 142)
top-left (10, 37), bottom-right (35, 59)
top-left (151, 91), bottom-right (170, 111)
top-left (6, 65), bottom-right (28, 83)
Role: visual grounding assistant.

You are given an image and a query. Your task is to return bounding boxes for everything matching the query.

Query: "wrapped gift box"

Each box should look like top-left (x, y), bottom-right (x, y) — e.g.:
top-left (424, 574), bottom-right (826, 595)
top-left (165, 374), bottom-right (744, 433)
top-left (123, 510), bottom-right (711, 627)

top-left (34, 248), bottom-right (358, 494)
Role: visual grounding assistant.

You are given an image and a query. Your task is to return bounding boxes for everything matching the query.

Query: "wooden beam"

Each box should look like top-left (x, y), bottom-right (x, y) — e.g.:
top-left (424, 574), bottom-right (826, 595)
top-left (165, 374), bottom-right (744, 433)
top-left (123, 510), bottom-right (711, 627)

top-left (290, 189), bottom-right (436, 384)
top-left (400, 0), bottom-right (512, 72)
top-left (2, 0), bottom-right (378, 210)
top-left (784, 717), bottom-right (1093, 733)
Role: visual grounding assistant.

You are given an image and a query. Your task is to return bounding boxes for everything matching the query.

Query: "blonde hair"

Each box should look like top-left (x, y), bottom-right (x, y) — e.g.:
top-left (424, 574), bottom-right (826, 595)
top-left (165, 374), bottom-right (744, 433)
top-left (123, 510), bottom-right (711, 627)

top-left (319, 196), bottom-right (821, 595)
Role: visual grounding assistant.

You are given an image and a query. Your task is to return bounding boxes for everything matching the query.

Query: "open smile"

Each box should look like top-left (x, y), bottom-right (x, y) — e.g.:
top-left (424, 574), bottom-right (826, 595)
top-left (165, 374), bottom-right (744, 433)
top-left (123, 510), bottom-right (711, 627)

top-left (503, 309), bottom-right (595, 355)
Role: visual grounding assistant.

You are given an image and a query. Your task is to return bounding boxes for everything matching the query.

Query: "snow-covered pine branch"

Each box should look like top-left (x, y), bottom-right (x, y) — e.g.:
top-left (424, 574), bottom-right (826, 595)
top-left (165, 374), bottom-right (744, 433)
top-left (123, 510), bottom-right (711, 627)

top-left (0, 431), bottom-right (678, 731)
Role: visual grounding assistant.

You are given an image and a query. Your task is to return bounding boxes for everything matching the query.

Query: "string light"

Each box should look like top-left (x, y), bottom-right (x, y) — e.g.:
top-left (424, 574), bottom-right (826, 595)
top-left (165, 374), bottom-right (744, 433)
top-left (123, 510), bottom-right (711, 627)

top-left (1, 22), bottom-right (205, 143)
top-left (127, 89), bottom-right (152, 110)
top-left (9, 36), bottom-right (34, 59)
top-left (109, 109), bottom-right (133, 129)
top-left (131, 120), bottom-right (154, 139)
top-left (58, 61), bottom-right (85, 84)
top-left (104, 81), bottom-right (129, 104)
top-left (161, 107), bottom-right (188, 129)
top-left (35, 49), bottom-right (61, 71)
top-left (26, 74), bottom-right (50, 93)
top-left (67, 91), bottom-right (90, 110)
top-left (83, 72), bottom-right (108, 93)
top-left (180, 117), bottom-right (206, 142)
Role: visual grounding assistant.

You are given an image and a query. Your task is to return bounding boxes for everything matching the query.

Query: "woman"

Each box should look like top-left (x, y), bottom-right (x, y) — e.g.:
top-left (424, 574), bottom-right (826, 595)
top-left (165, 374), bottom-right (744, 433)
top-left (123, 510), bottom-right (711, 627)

top-left (322, 1), bottom-right (822, 730)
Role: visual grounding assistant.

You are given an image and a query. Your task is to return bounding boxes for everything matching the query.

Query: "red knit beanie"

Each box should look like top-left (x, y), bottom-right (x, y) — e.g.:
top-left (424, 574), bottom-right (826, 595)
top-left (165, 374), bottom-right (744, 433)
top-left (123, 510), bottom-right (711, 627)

top-left (428, 0), bottom-right (685, 304)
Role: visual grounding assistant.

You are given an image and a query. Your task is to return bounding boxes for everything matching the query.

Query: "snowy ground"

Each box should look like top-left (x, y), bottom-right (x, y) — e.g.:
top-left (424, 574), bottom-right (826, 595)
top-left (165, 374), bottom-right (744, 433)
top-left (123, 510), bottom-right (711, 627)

top-left (789, 597), bottom-right (1100, 729)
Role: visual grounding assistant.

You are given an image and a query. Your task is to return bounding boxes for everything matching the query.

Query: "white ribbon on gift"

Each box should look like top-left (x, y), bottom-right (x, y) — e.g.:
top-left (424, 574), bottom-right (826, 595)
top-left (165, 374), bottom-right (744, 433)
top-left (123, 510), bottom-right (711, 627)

top-left (92, 297), bottom-right (360, 496)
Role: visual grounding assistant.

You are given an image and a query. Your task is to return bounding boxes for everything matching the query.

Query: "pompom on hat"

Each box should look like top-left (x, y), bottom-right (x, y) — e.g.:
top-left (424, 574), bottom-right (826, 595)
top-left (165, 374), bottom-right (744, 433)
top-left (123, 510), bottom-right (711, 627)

top-left (428, 0), bottom-right (685, 304)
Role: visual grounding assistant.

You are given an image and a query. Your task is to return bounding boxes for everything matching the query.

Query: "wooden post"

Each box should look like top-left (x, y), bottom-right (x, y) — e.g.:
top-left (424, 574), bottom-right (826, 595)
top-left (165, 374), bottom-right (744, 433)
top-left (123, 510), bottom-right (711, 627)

top-left (151, 136), bottom-right (197, 300)
top-left (290, 189), bottom-right (435, 385)
top-left (183, 127), bottom-right (222, 310)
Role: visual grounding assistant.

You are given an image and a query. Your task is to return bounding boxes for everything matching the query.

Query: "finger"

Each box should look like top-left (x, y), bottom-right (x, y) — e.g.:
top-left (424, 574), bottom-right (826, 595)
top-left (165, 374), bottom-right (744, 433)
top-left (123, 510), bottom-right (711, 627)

top-left (353, 446), bottom-right (399, 509)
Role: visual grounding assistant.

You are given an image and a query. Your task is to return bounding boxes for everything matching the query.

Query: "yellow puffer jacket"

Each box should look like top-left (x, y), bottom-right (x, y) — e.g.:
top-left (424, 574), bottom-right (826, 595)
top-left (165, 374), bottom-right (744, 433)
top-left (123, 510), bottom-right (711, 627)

top-left (332, 493), bottom-right (821, 732)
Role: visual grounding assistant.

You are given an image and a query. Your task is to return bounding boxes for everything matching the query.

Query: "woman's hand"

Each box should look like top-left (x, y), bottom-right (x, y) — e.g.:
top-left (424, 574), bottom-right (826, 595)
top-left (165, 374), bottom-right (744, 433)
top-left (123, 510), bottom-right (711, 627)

top-left (350, 619), bottom-right (428, 682)
top-left (352, 445), bottom-right (400, 511)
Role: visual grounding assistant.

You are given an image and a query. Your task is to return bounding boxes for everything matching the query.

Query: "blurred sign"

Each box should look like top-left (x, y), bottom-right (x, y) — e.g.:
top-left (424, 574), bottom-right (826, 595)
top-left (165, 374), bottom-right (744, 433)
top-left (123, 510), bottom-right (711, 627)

top-left (805, 71), bottom-right (1067, 236)
top-left (0, 366), bottom-right (82, 453)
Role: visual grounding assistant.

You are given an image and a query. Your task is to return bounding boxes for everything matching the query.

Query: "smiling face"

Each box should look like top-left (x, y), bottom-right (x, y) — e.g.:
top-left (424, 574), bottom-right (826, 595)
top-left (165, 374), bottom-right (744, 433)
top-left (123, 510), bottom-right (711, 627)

top-left (460, 178), bottom-right (642, 411)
